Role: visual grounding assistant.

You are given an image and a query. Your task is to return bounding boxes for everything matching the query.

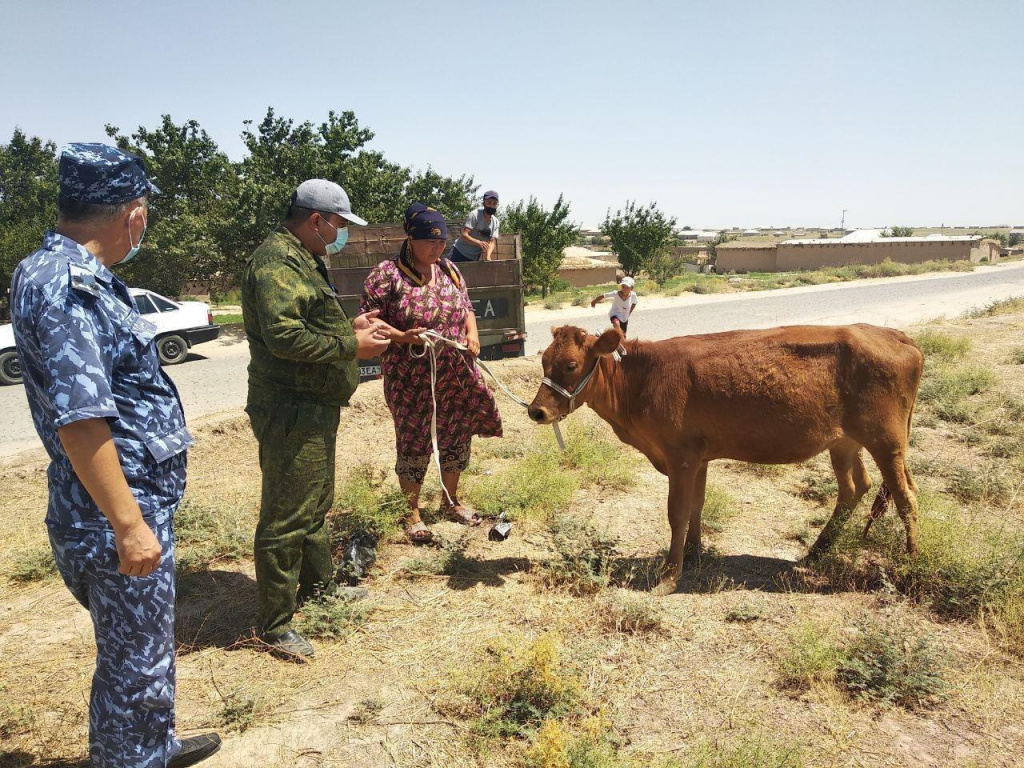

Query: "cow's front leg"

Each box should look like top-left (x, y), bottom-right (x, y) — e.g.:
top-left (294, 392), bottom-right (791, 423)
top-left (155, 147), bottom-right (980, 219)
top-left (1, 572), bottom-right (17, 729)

top-left (655, 463), bottom-right (699, 595)
top-left (684, 463), bottom-right (709, 562)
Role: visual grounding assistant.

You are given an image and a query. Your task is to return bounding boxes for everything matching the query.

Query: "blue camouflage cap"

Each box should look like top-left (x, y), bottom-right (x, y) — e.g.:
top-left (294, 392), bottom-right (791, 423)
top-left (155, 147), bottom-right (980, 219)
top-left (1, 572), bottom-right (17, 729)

top-left (58, 143), bottom-right (161, 204)
top-left (405, 205), bottom-right (447, 241)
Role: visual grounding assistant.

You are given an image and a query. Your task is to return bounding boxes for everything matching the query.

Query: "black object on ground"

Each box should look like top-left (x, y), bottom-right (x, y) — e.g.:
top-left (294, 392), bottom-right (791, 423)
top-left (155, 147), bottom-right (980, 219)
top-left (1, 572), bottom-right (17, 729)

top-left (489, 512), bottom-right (513, 542)
top-left (338, 531), bottom-right (378, 585)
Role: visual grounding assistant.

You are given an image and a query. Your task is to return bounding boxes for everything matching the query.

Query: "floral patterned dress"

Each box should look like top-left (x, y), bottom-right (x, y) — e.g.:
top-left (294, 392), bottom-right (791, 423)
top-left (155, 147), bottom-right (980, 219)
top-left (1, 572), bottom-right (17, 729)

top-left (361, 257), bottom-right (502, 483)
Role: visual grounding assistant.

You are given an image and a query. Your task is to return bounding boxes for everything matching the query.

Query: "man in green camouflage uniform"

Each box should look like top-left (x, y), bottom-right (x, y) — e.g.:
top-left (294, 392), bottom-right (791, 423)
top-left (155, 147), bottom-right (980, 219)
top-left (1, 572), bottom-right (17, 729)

top-left (242, 179), bottom-right (391, 661)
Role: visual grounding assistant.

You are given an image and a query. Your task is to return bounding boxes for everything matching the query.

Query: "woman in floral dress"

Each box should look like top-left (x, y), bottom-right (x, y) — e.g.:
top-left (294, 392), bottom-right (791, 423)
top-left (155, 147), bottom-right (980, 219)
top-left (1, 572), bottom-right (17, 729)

top-left (361, 204), bottom-right (502, 543)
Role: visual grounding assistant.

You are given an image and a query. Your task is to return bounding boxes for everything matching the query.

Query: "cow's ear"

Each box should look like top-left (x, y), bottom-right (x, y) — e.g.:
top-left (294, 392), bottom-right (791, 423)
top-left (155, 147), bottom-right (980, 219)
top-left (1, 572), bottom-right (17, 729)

top-left (591, 327), bottom-right (623, 357)
top-left (573, 327), bottom-right (588, 347)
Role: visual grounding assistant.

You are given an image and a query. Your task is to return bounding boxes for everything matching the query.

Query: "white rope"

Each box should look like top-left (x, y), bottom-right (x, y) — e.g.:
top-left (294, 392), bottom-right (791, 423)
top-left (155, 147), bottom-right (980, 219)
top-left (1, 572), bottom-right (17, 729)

top-left (408, 330), bottom-right (567, 502)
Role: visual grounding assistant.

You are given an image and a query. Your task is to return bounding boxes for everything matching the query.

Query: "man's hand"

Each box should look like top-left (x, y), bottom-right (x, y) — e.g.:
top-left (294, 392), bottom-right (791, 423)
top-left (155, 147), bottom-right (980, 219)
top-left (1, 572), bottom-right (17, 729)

top-left (591, 298), bottom-right (599, 308)
top-left (352, 310), bottom-right (381, 331)
top-left (356, 326), bottom-right (391, 359)
top-left (114, 518), bottom-right (162, 577)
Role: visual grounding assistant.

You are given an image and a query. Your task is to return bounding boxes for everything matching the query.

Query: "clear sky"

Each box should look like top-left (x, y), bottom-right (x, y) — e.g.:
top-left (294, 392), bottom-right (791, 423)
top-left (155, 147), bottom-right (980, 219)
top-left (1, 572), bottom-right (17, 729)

top-left (2, 0), bottom-right (1021, 229)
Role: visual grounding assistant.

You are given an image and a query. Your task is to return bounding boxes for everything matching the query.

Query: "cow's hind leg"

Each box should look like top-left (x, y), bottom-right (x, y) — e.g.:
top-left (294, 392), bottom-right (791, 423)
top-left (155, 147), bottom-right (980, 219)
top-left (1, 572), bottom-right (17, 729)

top-left (868, 448), bottom-right (920, 556)
top-left (684, 463), bottom-right (709, 563)
top-left (807, 440), bottom-right (872, 559)
top-left (655, 463), bottom-right (699, 595)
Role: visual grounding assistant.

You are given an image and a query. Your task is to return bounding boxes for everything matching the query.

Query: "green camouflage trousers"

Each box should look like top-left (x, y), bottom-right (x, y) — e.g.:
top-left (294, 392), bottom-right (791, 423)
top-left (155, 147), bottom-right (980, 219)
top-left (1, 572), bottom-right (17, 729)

top-left (247, 400), bottom-right (340, 638)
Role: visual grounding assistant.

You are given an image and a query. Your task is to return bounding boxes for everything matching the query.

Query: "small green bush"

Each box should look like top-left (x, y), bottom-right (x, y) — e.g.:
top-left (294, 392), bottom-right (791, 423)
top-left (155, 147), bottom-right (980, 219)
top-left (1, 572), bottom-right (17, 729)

top-left (797, 469), bottom-right (838, 505)
top-left (175, 498), bottom-right (252, 575)
top-left (466, 437), bottom-right (579, 522)
top-left (560, 419), bottom-right (637, 490)
top-left (543, 516), bottom-right (619, 595)
top-left (8, 547), bottom-right (57, 583)
top-left (295, 593), bottom-right (375, 640)
top-left (439, 634), bottom-right (583, 738)
top-left (598, 590), bottom-right (663, 634)
top-left (913, 330), bottom-right (971, 362)
top-left (332, 464), bottom-right (408, 541)
top-left (701, 482), bottom-right (739, 533)
top-left (776, 620), bottom-right (842, 690)
top-left (836, 617), bottom-right (948, 708)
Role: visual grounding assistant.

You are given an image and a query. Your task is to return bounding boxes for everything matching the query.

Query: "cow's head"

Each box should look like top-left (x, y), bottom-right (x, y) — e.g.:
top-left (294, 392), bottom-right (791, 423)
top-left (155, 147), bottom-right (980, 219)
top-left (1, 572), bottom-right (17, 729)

top-left (528, 325), bottom-right (623, 425)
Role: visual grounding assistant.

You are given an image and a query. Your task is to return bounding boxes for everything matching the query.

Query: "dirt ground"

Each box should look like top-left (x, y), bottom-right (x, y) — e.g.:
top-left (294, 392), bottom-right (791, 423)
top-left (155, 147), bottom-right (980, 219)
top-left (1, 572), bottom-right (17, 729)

top-left (2, 312), bottom-right (1024, 768)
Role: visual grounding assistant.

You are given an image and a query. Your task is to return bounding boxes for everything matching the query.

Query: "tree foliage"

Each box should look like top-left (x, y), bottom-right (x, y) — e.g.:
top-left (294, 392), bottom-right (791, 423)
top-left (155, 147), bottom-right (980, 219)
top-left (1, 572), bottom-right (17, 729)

top-left (0, 129), bottom-right (59, 320)
top-left (503, 195), bottom-right (579, 296)
top-left (1, 109), bottom-right (478, 303)
top-left (882, 226), bottom-right (915, 237)
top-left (600, 201), bottom-right (677, 276)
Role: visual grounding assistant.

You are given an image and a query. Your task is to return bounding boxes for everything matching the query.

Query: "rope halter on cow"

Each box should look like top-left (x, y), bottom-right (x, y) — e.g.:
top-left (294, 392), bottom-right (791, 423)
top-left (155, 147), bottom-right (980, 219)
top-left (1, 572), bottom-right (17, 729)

top-left (540, 342), bottom-right (625, 416)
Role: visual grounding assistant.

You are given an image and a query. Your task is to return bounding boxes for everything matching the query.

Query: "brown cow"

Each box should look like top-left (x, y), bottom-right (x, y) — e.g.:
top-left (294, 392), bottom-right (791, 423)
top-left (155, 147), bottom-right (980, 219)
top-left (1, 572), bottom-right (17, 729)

top-left (528, 324), bottom-right (924, 595)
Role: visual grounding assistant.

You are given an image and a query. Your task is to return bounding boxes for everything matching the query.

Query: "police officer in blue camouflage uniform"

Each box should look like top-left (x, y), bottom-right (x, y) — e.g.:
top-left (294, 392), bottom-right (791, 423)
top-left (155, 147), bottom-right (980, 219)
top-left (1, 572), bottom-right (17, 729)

top-left (10, 143), bottom-right (221, 768)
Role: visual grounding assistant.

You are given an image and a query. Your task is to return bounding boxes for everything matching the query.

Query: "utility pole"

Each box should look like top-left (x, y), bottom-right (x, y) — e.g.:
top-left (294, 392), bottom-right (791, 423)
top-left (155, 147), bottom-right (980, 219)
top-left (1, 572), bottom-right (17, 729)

top-left (840, 209), bottom-right (847, 231)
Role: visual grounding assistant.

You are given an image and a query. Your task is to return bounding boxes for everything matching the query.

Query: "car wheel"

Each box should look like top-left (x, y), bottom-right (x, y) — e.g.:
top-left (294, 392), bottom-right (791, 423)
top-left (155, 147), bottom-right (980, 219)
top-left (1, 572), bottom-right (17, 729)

top-left (157, 335), bottom-right (189, 365)
top-left (0, 350), bottom-right (23, 385)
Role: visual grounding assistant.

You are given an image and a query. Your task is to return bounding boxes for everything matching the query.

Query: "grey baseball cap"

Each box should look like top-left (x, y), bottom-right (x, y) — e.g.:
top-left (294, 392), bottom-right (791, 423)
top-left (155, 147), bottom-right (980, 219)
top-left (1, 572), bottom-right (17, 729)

top-left (292, 179), bottom-right (368, 225)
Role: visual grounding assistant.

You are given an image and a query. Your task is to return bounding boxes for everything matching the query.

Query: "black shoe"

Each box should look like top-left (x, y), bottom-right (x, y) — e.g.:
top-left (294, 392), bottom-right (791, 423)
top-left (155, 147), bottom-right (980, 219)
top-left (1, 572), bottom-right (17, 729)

top-left (263, 628), bottom-right (315, 662)
top-left (170, 733), bottom-right (222, 767)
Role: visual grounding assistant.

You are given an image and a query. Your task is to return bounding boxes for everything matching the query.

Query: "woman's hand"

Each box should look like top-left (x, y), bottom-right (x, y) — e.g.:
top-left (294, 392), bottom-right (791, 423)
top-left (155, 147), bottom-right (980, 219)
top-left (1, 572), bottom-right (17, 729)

top-left (393, 327), bottom-right (428, 344)
top-left (466, 334), bottom-right (481, 358)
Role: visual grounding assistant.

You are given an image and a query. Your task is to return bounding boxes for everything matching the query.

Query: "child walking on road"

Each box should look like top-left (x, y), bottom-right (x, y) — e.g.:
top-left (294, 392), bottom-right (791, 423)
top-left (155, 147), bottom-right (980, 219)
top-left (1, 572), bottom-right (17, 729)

top-left (591, 276), bottom-right (638, 335)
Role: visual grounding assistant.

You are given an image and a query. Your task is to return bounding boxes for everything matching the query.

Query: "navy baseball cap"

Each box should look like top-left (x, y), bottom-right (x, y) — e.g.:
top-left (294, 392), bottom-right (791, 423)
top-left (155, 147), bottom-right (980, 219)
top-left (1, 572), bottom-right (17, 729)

top-left (482, 190), bottom-right (499, 201)
top-left (58, 143), bottom-right (160, 204)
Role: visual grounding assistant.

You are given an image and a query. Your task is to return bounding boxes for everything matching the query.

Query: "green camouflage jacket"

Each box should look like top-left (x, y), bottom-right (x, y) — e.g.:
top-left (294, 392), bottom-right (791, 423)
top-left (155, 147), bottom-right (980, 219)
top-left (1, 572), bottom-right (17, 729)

top-left (242, 227), bottom-right (358, 406)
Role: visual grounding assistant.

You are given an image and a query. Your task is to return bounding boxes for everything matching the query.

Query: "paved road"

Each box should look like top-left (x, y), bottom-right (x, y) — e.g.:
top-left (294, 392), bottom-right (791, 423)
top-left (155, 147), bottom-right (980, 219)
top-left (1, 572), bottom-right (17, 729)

top-left (526, 261), bottom-right (1024, 354)
top-left (3, 263), bottom-right (1024, 457)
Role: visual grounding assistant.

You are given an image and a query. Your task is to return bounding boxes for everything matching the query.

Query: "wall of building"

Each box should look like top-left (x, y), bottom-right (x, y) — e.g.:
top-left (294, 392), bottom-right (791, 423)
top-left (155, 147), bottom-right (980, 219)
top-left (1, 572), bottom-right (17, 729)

top-left (556, 265), bottom-right (620, 287)
top-left (715, 246), bottom-right (778, 273)
top-left (775, 240), bottom-right (979, 270)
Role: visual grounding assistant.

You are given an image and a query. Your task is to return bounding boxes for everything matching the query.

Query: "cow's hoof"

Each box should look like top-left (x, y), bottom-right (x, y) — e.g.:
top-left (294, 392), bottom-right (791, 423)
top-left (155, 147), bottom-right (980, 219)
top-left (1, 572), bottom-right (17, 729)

top-left (653, 577), bottom-right (679, 596)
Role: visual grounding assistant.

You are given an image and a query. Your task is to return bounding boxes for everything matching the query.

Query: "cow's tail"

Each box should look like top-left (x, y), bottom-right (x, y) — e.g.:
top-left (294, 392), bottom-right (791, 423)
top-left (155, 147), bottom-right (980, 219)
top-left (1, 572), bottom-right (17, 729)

top-left (862, 484), bottom-right (892, 539)
top-left (862, 398), bottom-right (915, 540)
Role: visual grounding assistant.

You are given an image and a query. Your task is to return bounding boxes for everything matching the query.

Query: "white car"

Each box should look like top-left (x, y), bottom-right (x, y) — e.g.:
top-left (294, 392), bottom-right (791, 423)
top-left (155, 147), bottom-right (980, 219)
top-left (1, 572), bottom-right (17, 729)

top-left (0, 288), bottom-right (220, 386)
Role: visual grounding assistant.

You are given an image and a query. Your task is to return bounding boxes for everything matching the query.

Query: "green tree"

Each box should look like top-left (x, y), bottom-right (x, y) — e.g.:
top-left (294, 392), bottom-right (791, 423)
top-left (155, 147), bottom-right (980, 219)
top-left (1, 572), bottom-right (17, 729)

top-left (403, 167), bottom-right (477, 221)
top-left (882, 226), bottom-right (914, 237)
top-left (1009, 233), bottom-right (1022, 247)
top-left (705, 232), bottom-right (733, 270)
top-left (105, 116), bottom-right (241, 297)
top-left (503, 195), bottom-right (579, 296)
top-left (601, 201), bottom-right (677, 276)
top-left (234, 108), bottom-right (376, 267)
top-left (0, 129), bottom-right (59, 320)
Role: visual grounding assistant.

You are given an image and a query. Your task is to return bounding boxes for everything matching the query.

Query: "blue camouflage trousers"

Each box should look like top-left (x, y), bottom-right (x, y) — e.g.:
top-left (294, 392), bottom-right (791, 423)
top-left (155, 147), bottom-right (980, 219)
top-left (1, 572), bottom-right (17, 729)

top-left (48, 520), bottom-right (181, 768)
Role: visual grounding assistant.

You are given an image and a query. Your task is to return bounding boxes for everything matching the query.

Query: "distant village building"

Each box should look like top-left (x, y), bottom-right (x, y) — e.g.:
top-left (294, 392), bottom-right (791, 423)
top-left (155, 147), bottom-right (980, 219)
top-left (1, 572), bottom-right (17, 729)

top-left (716, 230), bottom-right (1002, 273)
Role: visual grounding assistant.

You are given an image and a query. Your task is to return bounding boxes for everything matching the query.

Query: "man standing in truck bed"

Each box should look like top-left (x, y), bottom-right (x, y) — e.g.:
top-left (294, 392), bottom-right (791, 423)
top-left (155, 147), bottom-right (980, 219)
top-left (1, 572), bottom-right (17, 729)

top-left (449, 190), bottom-right (501, 262)
top-left (241, 179), bottom-right (391, 661)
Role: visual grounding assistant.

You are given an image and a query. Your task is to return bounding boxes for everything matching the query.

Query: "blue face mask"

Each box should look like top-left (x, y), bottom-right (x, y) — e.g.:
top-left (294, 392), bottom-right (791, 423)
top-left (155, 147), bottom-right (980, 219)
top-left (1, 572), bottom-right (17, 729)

top-left (318, 217), bottom-right (349, 255)
top-left (119, 210), bottom-right (147, 266)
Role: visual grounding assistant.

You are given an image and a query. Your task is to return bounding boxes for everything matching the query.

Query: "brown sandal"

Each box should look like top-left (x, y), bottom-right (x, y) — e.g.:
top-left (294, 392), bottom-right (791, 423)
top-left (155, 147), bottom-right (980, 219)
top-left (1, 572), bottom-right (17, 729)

top-left (406, 520), bottom-right (434, 545)
top-left (441, 501), bottom-right (483, 526)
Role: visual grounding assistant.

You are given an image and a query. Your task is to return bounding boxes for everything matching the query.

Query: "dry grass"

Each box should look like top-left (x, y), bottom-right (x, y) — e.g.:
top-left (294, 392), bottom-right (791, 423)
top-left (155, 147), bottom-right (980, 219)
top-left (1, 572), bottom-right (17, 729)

top-left (3, 318), bottom-right (1024, 766)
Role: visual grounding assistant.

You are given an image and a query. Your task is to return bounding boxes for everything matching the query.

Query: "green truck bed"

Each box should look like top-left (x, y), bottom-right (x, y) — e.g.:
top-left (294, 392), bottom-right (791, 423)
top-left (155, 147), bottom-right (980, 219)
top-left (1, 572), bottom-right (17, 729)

top-left (327, 223), bottom-right (526, 380)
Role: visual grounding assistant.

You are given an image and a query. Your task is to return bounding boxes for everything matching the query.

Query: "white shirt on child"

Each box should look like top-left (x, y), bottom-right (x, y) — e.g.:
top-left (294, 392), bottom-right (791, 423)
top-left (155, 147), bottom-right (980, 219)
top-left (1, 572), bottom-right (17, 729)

top-left (603, 290), bottom-right (638, 322)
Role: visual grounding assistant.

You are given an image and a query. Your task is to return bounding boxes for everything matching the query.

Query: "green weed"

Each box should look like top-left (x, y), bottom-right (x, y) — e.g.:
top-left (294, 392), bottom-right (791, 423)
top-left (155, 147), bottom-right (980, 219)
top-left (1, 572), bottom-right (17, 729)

top-left (8, 547), bottom-right (57, 583)
top-left (295, 593), bottom-right (375, 640)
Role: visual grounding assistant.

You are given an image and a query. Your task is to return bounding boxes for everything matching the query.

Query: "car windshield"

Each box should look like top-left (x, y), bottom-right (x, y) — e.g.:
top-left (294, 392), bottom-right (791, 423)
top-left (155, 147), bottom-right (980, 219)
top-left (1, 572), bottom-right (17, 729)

top-left (133, 295), bottom-right (156, 314)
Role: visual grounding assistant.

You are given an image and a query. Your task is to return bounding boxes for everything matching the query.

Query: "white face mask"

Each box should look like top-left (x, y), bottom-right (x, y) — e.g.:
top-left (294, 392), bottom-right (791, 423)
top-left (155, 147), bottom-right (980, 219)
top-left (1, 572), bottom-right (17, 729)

top-left (118, 209), bottom-right (147, 266)
top-left (316, 216), bottom-right (349, 255)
